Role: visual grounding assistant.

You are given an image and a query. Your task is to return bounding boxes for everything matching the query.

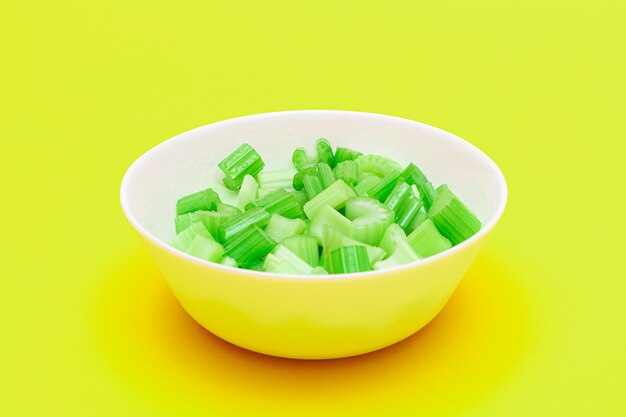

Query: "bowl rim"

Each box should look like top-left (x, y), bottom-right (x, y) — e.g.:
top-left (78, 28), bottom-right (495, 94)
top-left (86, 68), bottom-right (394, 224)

top-left (120, 110), bottom-right (508, 282)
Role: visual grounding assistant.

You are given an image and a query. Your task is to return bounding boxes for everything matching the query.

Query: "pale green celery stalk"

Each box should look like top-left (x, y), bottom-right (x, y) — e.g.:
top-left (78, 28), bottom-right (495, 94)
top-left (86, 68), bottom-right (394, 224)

top-left (220, 257), bottom-right (239, 268)
top-left (378, 223), bottom-right (407, 256)
top-left (175, 211), bottom-right (201, 234)
top-left (302, 174), bottom-right (324, 199)
top-left (395, 193), bottom-right (423, 230)
top-left (303, 180), bottom-right (356, 219)
top-left (195, 210), bottom-right (233, 240)
top-left (292, 148), bottom-right (314, 169)
top-left (185, 235), bottom-right (224, 263)
top-left (428, 185), bottom-right (481, 245)
top-left (308, 205), bottom-right (352, 243)
top-left (321, 225), bottom-right (386, 265)
top-left (263, 245), bottom-right (314, 275)
top-left (355, 154), bottom-right (403, 177)
top-left (311, 266), bottom-right (329, 274)
top-left (316, 138), bottom-right (335, 167)
top-left (344, 197), bottom-right (394, 246)
top-left (223, 225), bottom-right (276, 267)
top-left (405, 206), bottom-right (428, 234)
top-left (407, 218), bottom-right (452, 258)
top-left (333, 160), bottom-right (358, 186)
top-left (316, 163), bottom-right (336, 188)
top-left (217, 206), bottom-right (271, 243)
top-left (218, 143), bottom-right (265, 190)
top-left (328, 246), bottom-right (372, 274)
top-left (171, 222), bottom-right (213, 251)
top-left (282, 235), bottom-right (320, 267)
top-left (374, 239), bottom-right (420, 270)
top-left (237, 174), bottom-right (258, 209)
top-left (264, 213), bottom-right (307, 243)
top-left (256, 168), bottom-right (298, 189)
top-left (248, 188), bottom-right (305, 219)
top-left (367, 170), bottom-right (402, 202)
top-left (176, 188), bottom-right (222, 215)
top-left (334, 147), bottom-right (363, 163)
top-left (354, 174), bottom-right (382, 197)
top-left (217, 203), bottom-right (241, 217)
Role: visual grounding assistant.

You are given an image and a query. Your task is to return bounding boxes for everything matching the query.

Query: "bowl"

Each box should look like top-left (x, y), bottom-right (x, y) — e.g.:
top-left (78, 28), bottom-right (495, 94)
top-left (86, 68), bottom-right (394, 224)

top-left (120, 110), bottom-right (507, 359)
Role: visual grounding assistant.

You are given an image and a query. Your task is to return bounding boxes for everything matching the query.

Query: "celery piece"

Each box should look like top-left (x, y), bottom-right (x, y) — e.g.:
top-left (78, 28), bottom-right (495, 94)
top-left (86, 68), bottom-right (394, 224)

top-left (220, 256), bottom-right (239, 268)
top-left (282, 235), bottom-right (320, 267)
top-left (333, 160), bottom-right (358, 186)
top-left (399, 163), bottom-right (428, 188)
top-left (292, 164), bottom-right (318, 191)
top-left (292, 147), bottom-right (314, 170)
top-left (368, 170), bottom-right (402, 202)
top-left (218, 143), bottom-right (265, 190)
top-left (171, 222), bottom-right (213, 251)
top-left (428, 185), bottom-right (481, 245)
top-left (237, 174), bottom-right (258, 209)
top-left (329, 246), bottom-right (372, 274)
top-left (223, 225), bottom-right (276, 267)
top-left (406, 206), bottom-right (428, 234)
top-left (435, 184), bottom-right (447, 195)
top-left (176, 188), bottom-right (222, 215)
top-left (345, 197), bottom-right (394, 246)
top-left (354, 174), bottom-right (382, 197)
top-left (217, 203), bottom-right (241, 217)
top-left (374, 239), bottom-right (420, 270)
top-left (175, 212), bottom-right (201, 234)
top-left (185, 235), bottom-right (224, 263)
top-left (395, 193), bottom-right (423, 230)
top-left (195, 210), bottom-right (233, 240)
top-left (384, 181), bottom-right (412, 212)
top-left (316, 138), bottom-right (335, 167)
top-left (217, 206), bottom-right (271, 243)
top-left (311, 266), bottom-right (329, 275)
top-left (303, 180), bottom-right (356, 219)
top-left (264, 213), bottom-right (307, 243)
top-left (420, 181), bottom-right (437, 210)
top-left (256, 168), bottom-right (298, 190)
top-left (378, 223), bottom-right (407, 256)
top-left (248, 188), bottom-right (305, 219)
top-left (308, 205), bottom-right (353, 242)
top-left (407, 218), bottom-right (452, 258)
top-left (335, 147), bottom-right (363, 163)
top-left (356, 154), bottom-right (403, 177)
top-left (263, 245), bottom-right (314, 275)
top-left (321, 225), bottom-right (386, 265)
top-left (302, 174), bottom-right (324, 199)
top-left (292, 189), bottom-right (309, 208)
top-left (246, 260), bottom-right (265, 271)
top-left (257, 188), bottom-right (276, 198)
top-left (316, 162), bottom-right (336, 188)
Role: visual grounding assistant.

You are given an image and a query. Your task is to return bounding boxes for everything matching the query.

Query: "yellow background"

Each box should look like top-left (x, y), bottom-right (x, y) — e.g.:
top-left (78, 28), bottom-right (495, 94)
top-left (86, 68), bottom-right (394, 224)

top-left (1, 0), bottom-right (625, 416)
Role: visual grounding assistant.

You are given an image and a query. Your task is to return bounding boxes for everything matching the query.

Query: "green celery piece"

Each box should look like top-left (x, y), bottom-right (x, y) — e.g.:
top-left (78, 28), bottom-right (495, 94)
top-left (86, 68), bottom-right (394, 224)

top-left (175, 211), bottom-right (201, 234)
top-left (407, 218), bottom-right (452, 258)
top-left (316, 162), bottom-right (336, 188)
top-left (398, 163), bottom-right (429, 188)
top-left (217, 206), bottom-right (271, 243)
top-left (303, 180), bottom-right (356, 219)
top-left (374, 239), bottom-right (420, 270)
top-left (218, 143), bottom-right (265, 190)
top-left (171, 222), bottom-right (213, 251)
top-left (223, 225), bottom-right (276, 267)
top-left (292, 189), bottom-right (309, 208)
top-left (236, 174), bottom-right (258, 209)
top-left (217, 203), bottom-right (241, 217)
top-left (316, 138), bottom-right (336, 167)
top-left (358, 171), bottom-right (382, 182)
top-left (406, 206), bottom-right (428, 234)
top-left (302, 174), bottom-right (324, 199)
top-left (195, 210), bottom-right (233, 240)
top-left (428, 185), bottom-right (482, 245)
top-left (395, 193), bottom-right (423, 230)
top-left (308, 205), bottom-right (353, 242)
top-left (220, 256), bottom-right (239, 268)
top-left (311, 266), bottom-right (329, 275)
top-left (264, 213), bottom-right (307, 243)
top-left (263, 245), bottom-right (314, 275)
top-left (435, 184), bottom-right (447, 195)
top-left (282, 235), bottom-right (320, 267)
top-left (292, 163), bottom-right (318, 191)
top-left (378, 223), bottom-right (407, 256)
top-left (368, 170), bottom-right (402, 202)
top-left (344, 197), bottom-right (394, 246)
top-left (257, 188), bottom-right (275, 198)
top-left (248, 188), bottom-right (305, 219)
top-left (333, 160), bottom-right (358, 186)
top-left (384, 181), bottom-right (412, 212)
top-left (329, 246), bottom-right (372, 274)
top-left (321, 225), bottom-right (386, 265)
top-left (246, 260), bottom-right (266, 271)
top-left (176, 188), bottom-right (222, 215)
top-left (292, 147), bottom-right (314, 170)
top-left (335, 147), bottom-right (363, 163)
top-left (185, 235), bottom-right (225, 263)
top-left (355, 154), bottom-right (403, 177)
top-left (354, 174), bottom-right (382, 197)
top-left (256, 168), bottom-right (298, 189)
top-left (420, 181), bottom-right (437, 210)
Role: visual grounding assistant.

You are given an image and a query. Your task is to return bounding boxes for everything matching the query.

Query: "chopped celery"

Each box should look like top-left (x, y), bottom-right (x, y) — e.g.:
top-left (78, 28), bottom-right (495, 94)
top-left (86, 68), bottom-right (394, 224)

top-left (322, 225), bottom-right (386, 265)
top-left (256, 168), bottom-right (298, 189)
top-left (316, 138), bottom-right (335, 167)
top-left (355, 174), bottom-right (382, 197)
top-left (257, 188), bottom-right (275, 198)
top-left (302, 174), bottom-right (324, 199)
top-left (368, 170), bottom-right (402, 202)
top-left (374, 239), bottom-right (420, 270)
top-left (217, 207), bottom-right (271, 243)
top-left (316, 162), bottom-right (336, 188)
top-left (329, 246), bottom-right (372, 274)
top-left (247, 188), bottom-right (305, 219)
top-left (176, 188), bottom-right (221, 215)
top-left (292, 189), bottom-right (309, 208)
top-left (303, 180), bottom-right (356, 219)
top-left (217, 203), bottom-right (241, 217)
top-left (428, 185), bottom-right (481, 244)
top-left (399, 163), bottom-right (428, 188)
top-left (356, 154), bottom-right (403, 177)
top-left (246, 260), bottom-right (265, 272)
top-left (223, 225), bottom-right (276, 267)
top-left (333, 160), bottom-right (358, 186)
top-left (236, 174), bottom-right (258, 209)
top-left (335, 147), bottom-right (363, 163)
top-left (345, 197), bottom-right (394, 246)
top-left (384, 181), bottom-right (412, 212)
top-left (282, 235), bottom-right (320, 267)
top-left (292, 164), bottom-right (318, 190)
top-left (406, 206), bottom-right (428, 234)
top-left (263, 245), bottom-right (314, 274)
top-left (171, 222), bottom-right (213, 251)
top-left (420, 181), bottom-right (437, 210)
top-left (308, 205), bottom-right (353, 242)
top-left (185, 235), bottom-right (224, 263)
top-left (195, 210), bottom-right (233, 240)
top-left (218, 143), bottom-right (265, 190)
top-left (378, 223), bottom-right (407, 256)
top-left (311, 266), bottom-right (329, 275)
top-left (175, 211), bottom-right (201, 234)
top-left (292, 148), bottom-right (314, 169)
top-left (220, 256), bottom-right (239, 268)
top-left (395, 193), bottom-right (423, 230)
top-left (407, 218), bottom-right (452, 258)
top-left (264, 213), bottom-right (307, 243)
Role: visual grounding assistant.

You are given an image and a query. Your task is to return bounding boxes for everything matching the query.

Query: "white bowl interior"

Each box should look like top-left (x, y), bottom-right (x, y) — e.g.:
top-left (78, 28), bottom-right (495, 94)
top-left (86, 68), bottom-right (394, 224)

top-left (122, 111), bottom-right (506, 245)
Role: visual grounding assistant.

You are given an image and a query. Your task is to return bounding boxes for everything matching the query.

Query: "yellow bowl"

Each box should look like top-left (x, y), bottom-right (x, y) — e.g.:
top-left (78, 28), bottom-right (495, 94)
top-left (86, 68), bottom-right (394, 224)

top-left (120, 110), bottom-right (507, 359)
